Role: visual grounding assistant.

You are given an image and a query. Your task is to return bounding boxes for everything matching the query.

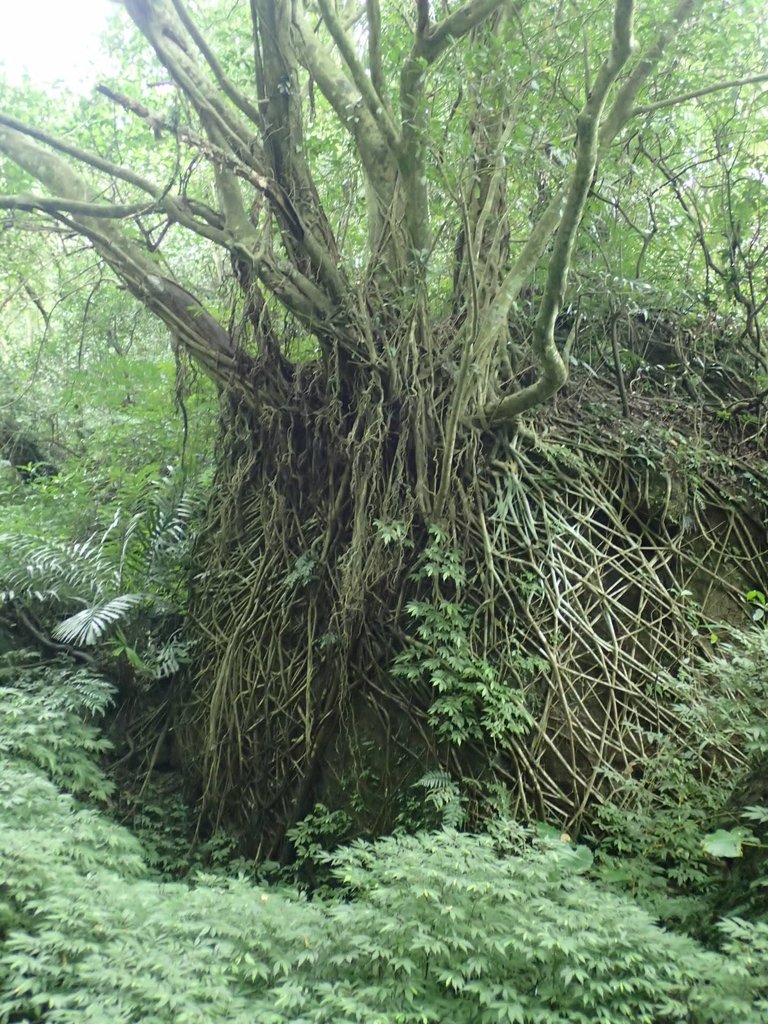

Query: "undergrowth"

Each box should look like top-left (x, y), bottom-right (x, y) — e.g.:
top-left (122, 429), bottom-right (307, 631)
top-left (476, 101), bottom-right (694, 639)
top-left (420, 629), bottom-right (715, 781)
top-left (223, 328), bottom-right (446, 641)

top-left (0, 469), bottom-right (200, 681)
top-left (589, 628), bottom-right (768, 937)
top-left (2, 658), bottom-right (768, 1023)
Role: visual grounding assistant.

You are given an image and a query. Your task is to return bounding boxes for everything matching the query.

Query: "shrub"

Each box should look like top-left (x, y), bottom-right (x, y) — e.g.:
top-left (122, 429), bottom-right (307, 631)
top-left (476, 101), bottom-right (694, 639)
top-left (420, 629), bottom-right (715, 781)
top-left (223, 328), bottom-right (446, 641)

top-left (2, 664), bottom-right (768, 1023)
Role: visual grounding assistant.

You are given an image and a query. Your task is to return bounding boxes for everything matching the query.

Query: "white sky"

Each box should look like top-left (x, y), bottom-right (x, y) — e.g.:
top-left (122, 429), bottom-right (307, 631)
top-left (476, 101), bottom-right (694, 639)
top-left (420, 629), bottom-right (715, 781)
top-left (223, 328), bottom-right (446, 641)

top-left (0, 0), bottom-right (113, 90)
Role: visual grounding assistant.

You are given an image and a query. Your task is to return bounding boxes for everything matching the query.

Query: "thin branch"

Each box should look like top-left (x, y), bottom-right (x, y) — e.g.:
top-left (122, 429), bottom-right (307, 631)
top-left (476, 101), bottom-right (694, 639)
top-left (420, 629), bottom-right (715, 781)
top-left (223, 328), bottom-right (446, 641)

top-left (365, 0), bottom-right (388, 105)
top-left (632, 72), bottom-right (768, 117)
top-left (97, 86), bottom-right (303, 240)
top-left (0, 194), bottom-right (159, 220)
top-left (0, 112), bottom-right (161, 198)
top-left (168, 0), bottom-right (266, 128)
top-left (0, 111), bottom-right (225, 241)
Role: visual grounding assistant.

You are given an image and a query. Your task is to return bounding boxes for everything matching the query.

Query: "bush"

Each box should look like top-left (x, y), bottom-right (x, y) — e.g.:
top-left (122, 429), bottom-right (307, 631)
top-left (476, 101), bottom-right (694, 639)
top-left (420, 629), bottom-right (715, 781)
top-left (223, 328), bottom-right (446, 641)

top-left (2, 665), bottom-right (767, 1023)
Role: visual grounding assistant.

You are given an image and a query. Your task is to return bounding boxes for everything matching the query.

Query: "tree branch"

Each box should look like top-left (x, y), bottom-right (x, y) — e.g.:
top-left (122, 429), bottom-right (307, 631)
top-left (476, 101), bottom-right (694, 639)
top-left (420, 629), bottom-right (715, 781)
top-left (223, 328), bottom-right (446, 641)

top-left (597, 0), bottom-right (695, 146)
top-left (416, 0), bottom-right (431, 38)
top-left (121, 0), bottom-right (261, 163)
top-left (316, 0), bottom-right (400, 152)
top-left (0, 112), bottom-right (160, 199)
top-left (96, 85), bottom-right (303, 240)
top-left (168, 0), bottom-right (266, 129)
top-left (476, 0), bottom-right (636, 425)
top-left (399, 0), bottom-right (522, 284)
top-left (0, 194), bottom-right (158, 220)
top-left (0, 111), bottom-right (226, 241)
top-left (248, 0), bottom-right (351, 308)
top-left (419, 0), bottom-right (512, 63)
top-left (365, 0), bottom-right (388, 106)
top-left (290, 2), bottom-right (401, 261)
top-left (470, 0), bottom-right (697, 392)
top-left (0, 124), bottom-right (240, 386)
top-left (632, 72), bottom-right (768, 118)
top-left (398, 55), bottom-right (431, 264)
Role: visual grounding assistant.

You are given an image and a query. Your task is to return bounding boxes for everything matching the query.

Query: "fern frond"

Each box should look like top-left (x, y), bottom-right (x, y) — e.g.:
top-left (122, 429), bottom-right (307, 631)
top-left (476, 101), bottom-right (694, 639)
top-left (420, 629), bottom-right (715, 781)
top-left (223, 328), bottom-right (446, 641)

top-left (52, 593), bottom-right (146, 646)
top-left (115, 479), bottom-right (199, 589)
top-left (147, 489), bottom-right (198, 564)
top-left (417, 770), bottom-right (454, 791)
top-left (0, 533), bottom-right (118, 602)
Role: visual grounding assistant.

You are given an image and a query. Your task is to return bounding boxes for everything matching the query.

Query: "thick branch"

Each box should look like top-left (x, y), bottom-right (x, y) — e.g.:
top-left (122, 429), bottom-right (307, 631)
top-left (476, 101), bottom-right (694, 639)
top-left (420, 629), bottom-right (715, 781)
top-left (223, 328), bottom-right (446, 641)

top-left (0, 125), bottom-right (239, 386)
top-left (419, 0), bottom-right (511, 63)
top-left (476, 0), bottom-right (636, 425)
top-left (95, 81), bottom-right (352, 313)
top-left (122, 0), bottom-right (345, 302)
top-left (398, 55), bottom-right (431, 263)
top-left (97, 88), bottom-right (354, 335)
top-left (248, 0), bottom-right (350, 307)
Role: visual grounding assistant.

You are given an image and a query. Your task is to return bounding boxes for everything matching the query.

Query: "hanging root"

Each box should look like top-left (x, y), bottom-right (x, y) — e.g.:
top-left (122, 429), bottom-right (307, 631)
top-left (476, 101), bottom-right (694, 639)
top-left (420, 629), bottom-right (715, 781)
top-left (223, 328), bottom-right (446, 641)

top-left (181, 362), bottom-right (767, 857)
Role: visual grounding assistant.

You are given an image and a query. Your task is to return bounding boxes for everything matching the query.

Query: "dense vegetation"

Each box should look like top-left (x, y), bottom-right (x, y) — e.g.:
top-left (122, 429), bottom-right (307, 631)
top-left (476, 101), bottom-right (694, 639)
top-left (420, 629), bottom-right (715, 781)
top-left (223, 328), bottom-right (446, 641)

top-left (1, 0), bottom-right (768, 1019)
top-left (2, 644), bottom-right (768, 1021)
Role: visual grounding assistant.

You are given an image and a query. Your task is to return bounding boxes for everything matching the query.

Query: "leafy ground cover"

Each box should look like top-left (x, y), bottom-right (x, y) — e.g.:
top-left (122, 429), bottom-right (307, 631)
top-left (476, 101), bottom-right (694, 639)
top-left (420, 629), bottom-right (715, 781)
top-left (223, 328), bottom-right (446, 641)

top-left (1, 659), bottom-right (768, 1024)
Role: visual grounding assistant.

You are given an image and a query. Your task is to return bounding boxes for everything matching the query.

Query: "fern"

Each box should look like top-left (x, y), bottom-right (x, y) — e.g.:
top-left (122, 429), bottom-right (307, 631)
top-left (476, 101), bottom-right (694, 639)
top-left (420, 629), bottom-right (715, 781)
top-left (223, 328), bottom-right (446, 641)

top-left (52, 593), bottom-right (146, 646)
top-left (0, 472), bottom-right (200, 671)
top-left (0, 532), bottom-right (118, 603)
top-left (417, 770), bottom-right (466, 828)
top-left (2, 666), bottom-right (768, 1023)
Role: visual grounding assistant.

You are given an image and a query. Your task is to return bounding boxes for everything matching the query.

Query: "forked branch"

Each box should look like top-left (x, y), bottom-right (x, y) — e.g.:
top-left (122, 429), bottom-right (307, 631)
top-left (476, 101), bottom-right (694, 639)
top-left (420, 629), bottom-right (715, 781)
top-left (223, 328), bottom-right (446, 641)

top-left (469, 0), bottom-right (697, 422)
top-left (476, 0), bottom-right (636, 425)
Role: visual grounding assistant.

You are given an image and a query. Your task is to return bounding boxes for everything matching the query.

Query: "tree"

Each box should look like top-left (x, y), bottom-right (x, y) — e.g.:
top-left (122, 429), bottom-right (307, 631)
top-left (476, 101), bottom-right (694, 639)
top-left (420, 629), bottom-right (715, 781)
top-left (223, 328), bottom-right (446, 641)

top-left (1, 0), bottom-right (766, 856)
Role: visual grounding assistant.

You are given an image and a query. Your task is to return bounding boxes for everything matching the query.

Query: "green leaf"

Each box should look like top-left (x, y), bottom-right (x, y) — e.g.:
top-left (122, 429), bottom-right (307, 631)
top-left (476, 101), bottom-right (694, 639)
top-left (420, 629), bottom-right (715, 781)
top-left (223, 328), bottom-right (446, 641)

top-left (701, 828), bottom-right (754, 859)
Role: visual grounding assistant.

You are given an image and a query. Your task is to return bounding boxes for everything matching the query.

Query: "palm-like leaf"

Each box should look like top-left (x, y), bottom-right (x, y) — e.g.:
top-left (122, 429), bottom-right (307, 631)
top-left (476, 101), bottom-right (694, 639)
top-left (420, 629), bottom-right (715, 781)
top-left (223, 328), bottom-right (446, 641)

top-left (52, 593), bottom-right (147, 646)
top-left (2, 474), bottom-right (200, 667)
top-left (0, 533), bottom-right (118, 602)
